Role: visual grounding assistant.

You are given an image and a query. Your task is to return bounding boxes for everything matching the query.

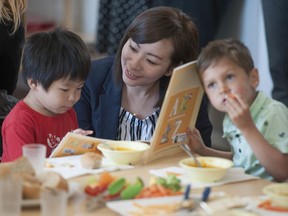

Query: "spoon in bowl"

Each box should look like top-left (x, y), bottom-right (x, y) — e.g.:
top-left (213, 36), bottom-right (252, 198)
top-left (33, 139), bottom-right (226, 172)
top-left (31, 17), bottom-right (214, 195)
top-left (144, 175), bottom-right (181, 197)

top-left (180, 144), bottom-right (202, 167)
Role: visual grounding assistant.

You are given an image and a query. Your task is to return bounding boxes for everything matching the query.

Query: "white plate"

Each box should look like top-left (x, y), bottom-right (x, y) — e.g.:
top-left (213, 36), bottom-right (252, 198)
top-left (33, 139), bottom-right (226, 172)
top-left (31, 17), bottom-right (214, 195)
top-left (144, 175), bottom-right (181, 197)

top-left (21, 181), bottom-right (79, 207)
top-left (106, 194), bottom-right (288, 216)
top-left (45, 155), bottom-right (133, 179)
top-left (106, 195), bottom-right (202, 216)
top-left (247, 196), bottom-right (288, 216)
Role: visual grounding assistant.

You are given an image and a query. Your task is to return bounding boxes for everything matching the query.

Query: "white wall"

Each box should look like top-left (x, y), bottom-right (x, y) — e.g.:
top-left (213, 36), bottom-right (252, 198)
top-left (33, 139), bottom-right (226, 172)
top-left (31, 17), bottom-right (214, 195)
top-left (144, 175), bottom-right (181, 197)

top-left (27, 0), bottom-right (99, 43)
top-left (68, 0), bottom-right (99, 42)
top-left (217, 0), bottom-right (272, 96)
top-left (27, 0), bottom-right (64, 25)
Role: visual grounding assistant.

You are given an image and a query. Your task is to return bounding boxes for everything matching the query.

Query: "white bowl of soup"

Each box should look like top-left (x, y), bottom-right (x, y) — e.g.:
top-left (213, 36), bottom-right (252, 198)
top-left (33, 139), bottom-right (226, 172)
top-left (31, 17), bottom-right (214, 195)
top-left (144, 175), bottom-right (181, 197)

top-left (179, 157), bottom-right (233, 182)
top-left (97, 141), bottom-right (150, 165)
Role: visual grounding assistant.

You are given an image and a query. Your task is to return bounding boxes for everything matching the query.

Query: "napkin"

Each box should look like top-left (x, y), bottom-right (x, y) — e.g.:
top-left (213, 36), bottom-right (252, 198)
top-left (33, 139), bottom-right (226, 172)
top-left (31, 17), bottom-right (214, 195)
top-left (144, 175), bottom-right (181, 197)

top-left (45, 155), bottom-right (133, 179)
top-left (149, 167), bottom-right (259, 188)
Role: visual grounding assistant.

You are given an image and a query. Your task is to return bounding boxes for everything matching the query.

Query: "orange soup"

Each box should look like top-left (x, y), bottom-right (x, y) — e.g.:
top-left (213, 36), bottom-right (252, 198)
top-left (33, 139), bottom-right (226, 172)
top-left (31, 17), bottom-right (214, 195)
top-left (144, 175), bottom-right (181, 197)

top-left (113, 147), bottom-right (135, 151)
top-left (186, 162), bottom-right (219, 168)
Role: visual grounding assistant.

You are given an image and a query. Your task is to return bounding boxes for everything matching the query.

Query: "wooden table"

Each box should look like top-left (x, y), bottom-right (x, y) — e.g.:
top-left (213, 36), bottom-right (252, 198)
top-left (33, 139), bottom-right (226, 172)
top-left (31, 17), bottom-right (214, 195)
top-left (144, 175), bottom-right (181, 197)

top-left (21, 153), bottom-right (271, 216)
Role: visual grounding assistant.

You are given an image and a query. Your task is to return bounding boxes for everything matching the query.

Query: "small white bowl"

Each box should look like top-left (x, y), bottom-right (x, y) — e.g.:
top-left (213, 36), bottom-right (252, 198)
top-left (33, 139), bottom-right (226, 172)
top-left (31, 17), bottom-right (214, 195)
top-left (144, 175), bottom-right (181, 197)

top-left (97, 141), bottom-right (150, 165)
top-left (263, 183), bottom-right (288, 208)
top-left (179, 156), bottom-right (233, 182)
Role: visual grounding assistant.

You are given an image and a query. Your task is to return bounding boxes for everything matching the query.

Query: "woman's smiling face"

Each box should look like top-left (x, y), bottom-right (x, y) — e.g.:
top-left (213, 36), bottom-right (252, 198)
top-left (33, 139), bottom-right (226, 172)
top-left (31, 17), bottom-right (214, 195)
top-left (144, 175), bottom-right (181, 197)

top-left (121, 38), bottom-right (174, 87)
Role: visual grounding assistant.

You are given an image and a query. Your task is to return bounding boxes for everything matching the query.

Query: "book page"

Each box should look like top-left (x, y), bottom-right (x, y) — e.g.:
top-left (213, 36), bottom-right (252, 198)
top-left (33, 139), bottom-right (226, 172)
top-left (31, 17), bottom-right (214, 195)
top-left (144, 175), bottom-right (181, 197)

top-left (50, 132), bottom-right (108, 158)
top-left (152, 87), bottom-right (201, 151)
top-left (145, 61), bottom-right (203, 162)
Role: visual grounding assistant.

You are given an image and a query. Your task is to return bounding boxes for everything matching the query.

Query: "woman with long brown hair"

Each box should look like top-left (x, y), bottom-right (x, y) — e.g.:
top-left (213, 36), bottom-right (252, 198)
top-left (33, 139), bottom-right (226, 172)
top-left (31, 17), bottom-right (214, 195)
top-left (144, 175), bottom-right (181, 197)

top-left (75, 6), bottom-right (212, 147)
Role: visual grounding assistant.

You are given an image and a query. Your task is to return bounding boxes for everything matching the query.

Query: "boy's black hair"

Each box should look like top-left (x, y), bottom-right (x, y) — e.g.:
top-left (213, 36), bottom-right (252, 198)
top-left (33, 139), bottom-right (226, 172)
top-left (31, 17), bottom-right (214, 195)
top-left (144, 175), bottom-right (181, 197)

top-left (22, 28), bottom-right (91, 91)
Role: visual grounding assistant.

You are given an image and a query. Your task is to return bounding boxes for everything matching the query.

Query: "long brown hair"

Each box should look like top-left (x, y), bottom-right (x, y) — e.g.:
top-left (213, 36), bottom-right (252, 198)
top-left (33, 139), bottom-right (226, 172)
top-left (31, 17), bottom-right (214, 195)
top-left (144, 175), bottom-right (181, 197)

top-left (0, 0), bottom-right (27, 34)
top-left (113, 6), bottom-right (199, 107)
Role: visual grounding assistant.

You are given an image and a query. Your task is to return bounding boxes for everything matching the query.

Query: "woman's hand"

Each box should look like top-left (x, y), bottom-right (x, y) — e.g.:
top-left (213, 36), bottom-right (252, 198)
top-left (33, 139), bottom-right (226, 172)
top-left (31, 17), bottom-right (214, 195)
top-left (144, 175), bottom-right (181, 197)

top-left (73, 128), bottom-right (93, 136)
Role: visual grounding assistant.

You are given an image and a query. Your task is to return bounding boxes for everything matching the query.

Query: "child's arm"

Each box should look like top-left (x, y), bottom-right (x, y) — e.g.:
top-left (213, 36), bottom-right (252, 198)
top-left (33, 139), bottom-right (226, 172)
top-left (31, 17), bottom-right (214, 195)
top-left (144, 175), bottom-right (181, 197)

top-left (241, 125), bottom-right (288, 182)
top-left (186, 128), bottom-right (233, 160)
top-left (73, 128), bottom-right (93, 136)
top-left (226, 93), bottom-right (288, 182)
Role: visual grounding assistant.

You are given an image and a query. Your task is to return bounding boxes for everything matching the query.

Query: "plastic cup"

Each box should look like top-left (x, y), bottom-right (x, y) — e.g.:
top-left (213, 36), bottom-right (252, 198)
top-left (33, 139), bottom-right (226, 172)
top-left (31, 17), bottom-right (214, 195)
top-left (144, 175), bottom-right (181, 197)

top-left (40, 189), bottom-right (68, 216)
top-left (0, 174), bottom-right (22, 216)
top-left (22, 143), bottom-right (47, 174)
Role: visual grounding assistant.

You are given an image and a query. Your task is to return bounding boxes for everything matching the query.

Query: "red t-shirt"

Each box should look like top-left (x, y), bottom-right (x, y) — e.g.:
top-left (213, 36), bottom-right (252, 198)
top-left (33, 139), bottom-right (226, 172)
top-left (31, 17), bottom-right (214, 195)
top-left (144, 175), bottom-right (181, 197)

top-left (1, 101), bottom-right (78, 162)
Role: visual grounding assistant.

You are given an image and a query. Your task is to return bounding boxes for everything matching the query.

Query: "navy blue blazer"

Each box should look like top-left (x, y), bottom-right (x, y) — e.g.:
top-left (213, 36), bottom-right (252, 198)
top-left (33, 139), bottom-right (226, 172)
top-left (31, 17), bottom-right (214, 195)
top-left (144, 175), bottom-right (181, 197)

top-left (74, 57), bottom-right (213, 147)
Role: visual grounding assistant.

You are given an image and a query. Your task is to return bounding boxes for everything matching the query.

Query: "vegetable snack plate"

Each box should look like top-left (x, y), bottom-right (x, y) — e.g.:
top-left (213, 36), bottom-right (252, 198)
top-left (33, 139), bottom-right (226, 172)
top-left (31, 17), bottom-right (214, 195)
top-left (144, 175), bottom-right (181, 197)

top-left (21, 181), bottom-right (79, 208)
top-left (106, 195), bottom-right (201, 216)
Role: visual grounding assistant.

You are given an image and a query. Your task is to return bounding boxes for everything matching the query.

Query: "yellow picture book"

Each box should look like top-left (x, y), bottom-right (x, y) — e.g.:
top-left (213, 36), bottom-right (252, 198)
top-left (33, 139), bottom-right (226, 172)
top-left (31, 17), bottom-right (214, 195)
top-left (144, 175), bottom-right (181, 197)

top-left (50, 61), bottom-right (203, 160)
top-left (144, 60), bottom-right (203, 162)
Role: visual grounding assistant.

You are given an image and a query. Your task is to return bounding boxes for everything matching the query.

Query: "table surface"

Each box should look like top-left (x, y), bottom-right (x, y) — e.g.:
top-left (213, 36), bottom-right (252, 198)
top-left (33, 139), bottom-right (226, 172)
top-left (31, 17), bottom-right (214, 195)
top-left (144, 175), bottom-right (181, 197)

top-left (21, 153), bottom-right (271, 216)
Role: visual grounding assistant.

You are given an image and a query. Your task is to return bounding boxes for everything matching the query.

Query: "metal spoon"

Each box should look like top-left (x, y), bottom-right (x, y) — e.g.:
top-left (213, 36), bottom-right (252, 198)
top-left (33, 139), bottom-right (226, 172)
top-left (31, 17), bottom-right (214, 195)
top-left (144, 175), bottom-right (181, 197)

top-left (180, 144), bottom-right (202, 167)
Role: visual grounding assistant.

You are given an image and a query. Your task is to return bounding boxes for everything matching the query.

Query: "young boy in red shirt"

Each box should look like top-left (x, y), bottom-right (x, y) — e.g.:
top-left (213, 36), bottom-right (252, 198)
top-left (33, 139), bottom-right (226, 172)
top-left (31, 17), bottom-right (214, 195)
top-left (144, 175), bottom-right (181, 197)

top-left (1, 28), bottom-right (92, 162)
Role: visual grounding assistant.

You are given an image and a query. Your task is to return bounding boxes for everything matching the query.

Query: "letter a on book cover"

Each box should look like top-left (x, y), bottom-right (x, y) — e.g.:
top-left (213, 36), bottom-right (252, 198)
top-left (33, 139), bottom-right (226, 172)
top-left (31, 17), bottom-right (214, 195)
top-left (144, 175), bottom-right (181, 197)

top-left (144, 61), bottom-right (204, 162)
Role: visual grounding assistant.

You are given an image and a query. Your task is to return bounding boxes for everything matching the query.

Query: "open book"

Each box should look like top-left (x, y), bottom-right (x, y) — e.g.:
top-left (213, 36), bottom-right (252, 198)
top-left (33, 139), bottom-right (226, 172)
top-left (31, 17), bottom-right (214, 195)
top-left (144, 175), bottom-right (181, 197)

top-left (50, 61), bottom-right (203, 161)
top-left (49, 132), bottom-right (108, 157)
